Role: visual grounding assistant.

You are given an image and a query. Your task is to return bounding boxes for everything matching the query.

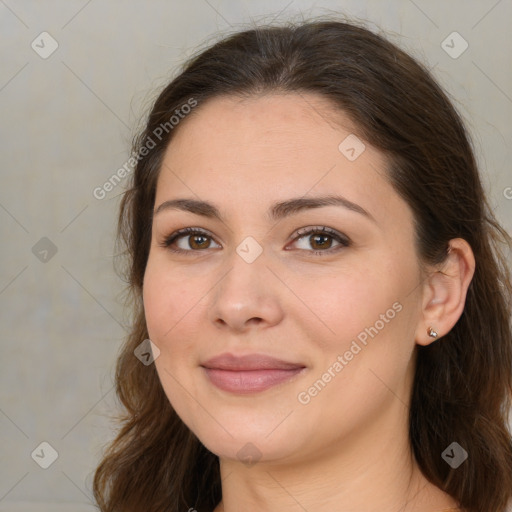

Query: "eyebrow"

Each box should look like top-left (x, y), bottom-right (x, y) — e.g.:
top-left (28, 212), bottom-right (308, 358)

top-left (154, 195), bottom-right (376, 224)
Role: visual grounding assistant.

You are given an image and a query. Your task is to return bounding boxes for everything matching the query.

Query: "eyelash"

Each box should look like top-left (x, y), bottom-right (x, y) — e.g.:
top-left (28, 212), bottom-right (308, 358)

top-left (159, 226), bottom-right (351, 256)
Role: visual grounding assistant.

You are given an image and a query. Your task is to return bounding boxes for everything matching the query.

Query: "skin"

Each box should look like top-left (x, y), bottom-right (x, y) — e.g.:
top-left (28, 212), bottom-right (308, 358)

top-left (142, 93), bottom-right (475, 512)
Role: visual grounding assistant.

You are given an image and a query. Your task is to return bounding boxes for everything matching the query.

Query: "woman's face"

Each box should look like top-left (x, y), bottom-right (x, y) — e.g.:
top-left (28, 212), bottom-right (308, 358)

top-left (143, 93), bottom-right (426, 465)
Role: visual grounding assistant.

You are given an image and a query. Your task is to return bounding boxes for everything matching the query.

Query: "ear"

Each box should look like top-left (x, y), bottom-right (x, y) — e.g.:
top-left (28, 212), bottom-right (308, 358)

top-left (415, 238), bottom-right (476, 346)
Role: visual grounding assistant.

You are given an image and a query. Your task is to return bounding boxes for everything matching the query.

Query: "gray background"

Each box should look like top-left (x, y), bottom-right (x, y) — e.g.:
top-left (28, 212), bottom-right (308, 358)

top-left (1, 0), bottom-right (511, 510)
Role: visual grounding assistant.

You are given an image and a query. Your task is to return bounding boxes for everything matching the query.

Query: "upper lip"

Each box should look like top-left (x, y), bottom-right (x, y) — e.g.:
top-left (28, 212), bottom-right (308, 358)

top-left (201, 353), bottom-right (305, 371)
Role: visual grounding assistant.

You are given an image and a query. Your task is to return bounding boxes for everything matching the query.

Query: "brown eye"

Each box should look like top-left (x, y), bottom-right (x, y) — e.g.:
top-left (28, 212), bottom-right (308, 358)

top-left (161, 228), bottom-right (220, 252)
top-left (291, 226), bottom-right (351, 255)
top-left (309, 233), bottom-right (334, 250)
top-left (187, 234), bottom-right (211, 250)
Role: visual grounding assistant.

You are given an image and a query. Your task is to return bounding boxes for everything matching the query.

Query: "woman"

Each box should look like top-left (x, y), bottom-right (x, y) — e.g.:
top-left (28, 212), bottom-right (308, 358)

top-left (93, 18), bottom-right (512, 512)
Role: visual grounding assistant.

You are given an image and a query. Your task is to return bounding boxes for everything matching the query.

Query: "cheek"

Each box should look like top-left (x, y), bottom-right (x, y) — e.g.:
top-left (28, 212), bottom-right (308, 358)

top-left (142, 260), bottom-right (204, 427)
top-left (292, 272), bottom-right (417, 432)
top-left (142, 257), bottom-right (213, 375)
top-left (143, 257), bottom-right (195, 339)
top-left (142, 263), bottom-right (171, 342)
top-left (300, 255), bottom-right (419, 376)
top-left (291, 262), bottom-right (398, 348)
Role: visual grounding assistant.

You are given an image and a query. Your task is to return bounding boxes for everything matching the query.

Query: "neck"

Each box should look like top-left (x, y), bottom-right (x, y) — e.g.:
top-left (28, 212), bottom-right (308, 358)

top-left (212, 394), bottom-right (458, 512)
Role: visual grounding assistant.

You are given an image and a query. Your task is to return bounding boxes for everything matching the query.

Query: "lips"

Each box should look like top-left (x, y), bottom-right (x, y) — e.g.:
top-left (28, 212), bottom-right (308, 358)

top-left (200, 353), bottom-right (306, 394)
top-left (201, 353), bottom-right (305, 371)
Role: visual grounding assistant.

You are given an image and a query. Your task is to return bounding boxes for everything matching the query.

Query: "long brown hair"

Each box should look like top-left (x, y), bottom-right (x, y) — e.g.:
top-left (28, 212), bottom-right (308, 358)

top-left (93, 18), bottom-right (512, 512)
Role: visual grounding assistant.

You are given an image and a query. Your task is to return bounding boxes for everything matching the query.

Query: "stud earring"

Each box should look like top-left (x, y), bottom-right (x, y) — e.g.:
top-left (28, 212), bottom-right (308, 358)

top-left (428, 326), bottom-right (438, 339)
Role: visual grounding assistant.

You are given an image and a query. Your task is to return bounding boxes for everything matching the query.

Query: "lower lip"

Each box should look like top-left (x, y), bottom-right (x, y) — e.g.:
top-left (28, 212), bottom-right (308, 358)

top-left (202, 367), bottom-right (305, 394)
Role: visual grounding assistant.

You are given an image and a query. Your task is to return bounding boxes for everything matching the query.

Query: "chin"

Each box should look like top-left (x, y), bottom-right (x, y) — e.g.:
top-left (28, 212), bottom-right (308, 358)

top-left (172, 399), bottom-right (304, 462)
top-left (196, 428), bottom-right (301, 466)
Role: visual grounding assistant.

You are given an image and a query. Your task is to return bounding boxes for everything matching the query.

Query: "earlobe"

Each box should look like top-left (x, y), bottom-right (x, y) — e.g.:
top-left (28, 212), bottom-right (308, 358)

top-left (415, 238), bottom-right (476, 346)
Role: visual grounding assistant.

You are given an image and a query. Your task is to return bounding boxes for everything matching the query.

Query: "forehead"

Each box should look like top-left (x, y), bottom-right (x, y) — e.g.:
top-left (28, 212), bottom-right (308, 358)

top-left (167, 92), bottom-right (358, 158)
top-left (155, 93), bottom-right (409, 228)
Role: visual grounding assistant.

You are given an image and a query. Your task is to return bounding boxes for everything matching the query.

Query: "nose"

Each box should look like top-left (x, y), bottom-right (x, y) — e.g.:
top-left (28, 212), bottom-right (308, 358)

top-left (207, 246), bottom-right (285, 333)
